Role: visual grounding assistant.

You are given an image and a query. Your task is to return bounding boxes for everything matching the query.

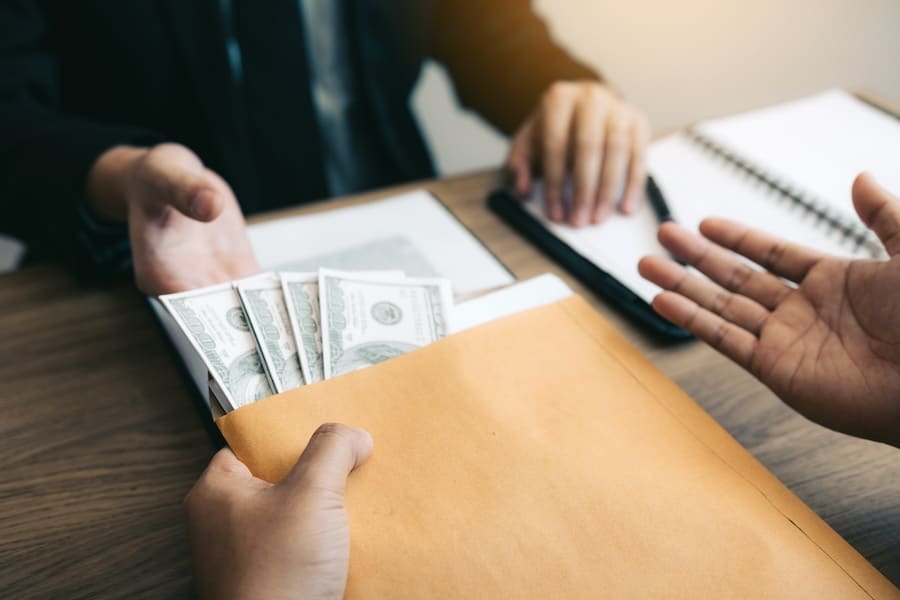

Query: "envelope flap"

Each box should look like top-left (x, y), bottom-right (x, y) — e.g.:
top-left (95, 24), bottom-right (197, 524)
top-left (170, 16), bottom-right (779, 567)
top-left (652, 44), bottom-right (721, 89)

top-left (216, 295), bottom-right (894, 598)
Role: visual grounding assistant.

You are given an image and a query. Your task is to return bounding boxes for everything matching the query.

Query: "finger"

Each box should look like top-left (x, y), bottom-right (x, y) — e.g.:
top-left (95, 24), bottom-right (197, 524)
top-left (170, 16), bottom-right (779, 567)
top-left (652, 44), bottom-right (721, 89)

top-left (569, 93), bottom-right (606, 226)
top-left (852, 172), bottom-right (900, 256)
top-left (540, 84), bottom-right (577, 223)
top-left (184, 448), bottom-right (260, 513)
top-left (137, 144), bottom-right (224, 222)
top-left (651, 291), bottom-right (757, 369)
top-left (205, 447), bottom-right (254, 479)
top-left (593, 110), bottom-right (631, 223)
top-left (619, 114), bottom-right (650, 215)
top-left (698, 218), bottom-right (825, 283)
top-left (639, 256), bottom-right (769, 335)
top-left (505, 123), bottom-right (535, 199)
top-left (657, 222), bottom-right (793, 310)
top-left (280, 423), bottom-right (374, 497)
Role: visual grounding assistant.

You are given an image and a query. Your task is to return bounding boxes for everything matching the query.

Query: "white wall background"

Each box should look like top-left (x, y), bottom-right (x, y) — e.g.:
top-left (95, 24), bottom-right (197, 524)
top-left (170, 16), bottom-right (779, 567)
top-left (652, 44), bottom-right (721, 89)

top-left (4, 1), bottom-right (899, 272)
top-left (414, 0), bottom-right (900, 175)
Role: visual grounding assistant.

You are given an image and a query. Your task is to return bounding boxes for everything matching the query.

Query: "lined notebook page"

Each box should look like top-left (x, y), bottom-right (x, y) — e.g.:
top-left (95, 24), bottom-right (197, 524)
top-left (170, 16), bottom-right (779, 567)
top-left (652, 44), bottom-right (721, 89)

top-left (695, 90), bottom-right (900, 222)
top-left (648, 134), bottom-right (862, 258)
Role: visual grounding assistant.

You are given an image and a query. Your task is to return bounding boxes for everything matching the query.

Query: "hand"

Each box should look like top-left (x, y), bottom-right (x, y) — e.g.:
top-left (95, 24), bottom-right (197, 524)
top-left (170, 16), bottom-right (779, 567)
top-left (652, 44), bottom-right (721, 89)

top-left (87, 143), bottom-right (259, 295)
top-left (638, 173), bottom-right (900, 446)
top-left (506, 81), bottom-right (650, 227)
top-left (185, 423), bottom-right (374, 600)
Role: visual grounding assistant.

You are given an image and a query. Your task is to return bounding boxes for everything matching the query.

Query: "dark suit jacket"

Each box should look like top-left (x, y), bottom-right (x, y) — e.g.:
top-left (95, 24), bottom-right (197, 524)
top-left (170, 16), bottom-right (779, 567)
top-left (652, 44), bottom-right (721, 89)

top-left (0, 0), bottom-right (597, 262)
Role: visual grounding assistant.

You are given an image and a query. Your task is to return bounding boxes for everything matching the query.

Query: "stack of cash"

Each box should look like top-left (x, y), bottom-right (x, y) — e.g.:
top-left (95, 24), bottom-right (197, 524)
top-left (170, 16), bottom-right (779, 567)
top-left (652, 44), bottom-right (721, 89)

top-left (160, 269), bottom-right (453, 412)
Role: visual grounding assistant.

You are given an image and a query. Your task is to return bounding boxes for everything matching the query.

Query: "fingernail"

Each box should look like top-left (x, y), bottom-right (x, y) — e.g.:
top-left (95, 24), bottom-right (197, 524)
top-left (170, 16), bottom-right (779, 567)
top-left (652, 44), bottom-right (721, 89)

top-left (549, 205), bottom-right (563, 222)
top-left (190, 191), bottom-right (213, 220)
top-left (580, 215), bottom-right (589, 227)
top-left (519, 181), bottom-right (532, 199)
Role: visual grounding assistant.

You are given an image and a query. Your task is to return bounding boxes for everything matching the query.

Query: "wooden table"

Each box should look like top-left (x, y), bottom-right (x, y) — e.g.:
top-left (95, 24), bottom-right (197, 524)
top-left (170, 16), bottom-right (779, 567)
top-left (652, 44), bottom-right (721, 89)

top-left (1, 171), bottom-right (898, 597)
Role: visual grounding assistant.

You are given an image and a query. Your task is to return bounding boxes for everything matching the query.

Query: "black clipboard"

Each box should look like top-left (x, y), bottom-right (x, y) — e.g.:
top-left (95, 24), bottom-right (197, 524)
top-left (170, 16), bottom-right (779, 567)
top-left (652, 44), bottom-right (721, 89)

top-left (487, 187), bottom-right (691, 340)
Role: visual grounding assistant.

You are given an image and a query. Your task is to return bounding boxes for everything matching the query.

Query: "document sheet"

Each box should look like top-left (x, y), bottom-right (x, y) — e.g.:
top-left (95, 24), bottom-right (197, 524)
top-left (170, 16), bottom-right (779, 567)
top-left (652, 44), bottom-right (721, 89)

top-left (248, 190), bottom-right (514, 297)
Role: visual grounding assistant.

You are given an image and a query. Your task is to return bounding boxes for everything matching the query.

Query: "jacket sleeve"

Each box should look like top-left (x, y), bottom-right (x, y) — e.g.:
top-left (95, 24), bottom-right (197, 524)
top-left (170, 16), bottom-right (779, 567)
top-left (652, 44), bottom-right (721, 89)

top-left (0, 0), bottom-right (159, 266)
top-left (428, 0), bottom-right (601, 135)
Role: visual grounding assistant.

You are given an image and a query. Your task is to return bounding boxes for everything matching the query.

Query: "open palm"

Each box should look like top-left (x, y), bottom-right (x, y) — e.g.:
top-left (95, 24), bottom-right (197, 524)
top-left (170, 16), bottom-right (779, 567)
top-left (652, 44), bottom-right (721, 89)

top-left (127, 144), bottom-right (259, 295)
top-left (639, 173), bottom-right (900, 446)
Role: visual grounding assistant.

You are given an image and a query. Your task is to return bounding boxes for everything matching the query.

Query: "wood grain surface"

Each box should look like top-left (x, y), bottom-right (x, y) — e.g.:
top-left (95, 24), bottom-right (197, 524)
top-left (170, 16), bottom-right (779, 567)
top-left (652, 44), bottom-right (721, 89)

top-left (0, 170), bottom-right (897, 597)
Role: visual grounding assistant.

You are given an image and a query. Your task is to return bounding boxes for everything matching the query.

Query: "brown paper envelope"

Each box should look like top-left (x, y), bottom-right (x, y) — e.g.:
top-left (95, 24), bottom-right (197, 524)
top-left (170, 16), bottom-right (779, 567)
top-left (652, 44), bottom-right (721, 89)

top-left (217, 296), bottom-right (896, 598)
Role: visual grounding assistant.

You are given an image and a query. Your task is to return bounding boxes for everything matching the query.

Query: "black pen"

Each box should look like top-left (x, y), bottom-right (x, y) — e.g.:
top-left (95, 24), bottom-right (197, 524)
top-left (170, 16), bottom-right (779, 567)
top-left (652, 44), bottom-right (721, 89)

top-left (646, 175), bottom-right (674, 223)
top-left (645, 174), bottom-right (685, 264)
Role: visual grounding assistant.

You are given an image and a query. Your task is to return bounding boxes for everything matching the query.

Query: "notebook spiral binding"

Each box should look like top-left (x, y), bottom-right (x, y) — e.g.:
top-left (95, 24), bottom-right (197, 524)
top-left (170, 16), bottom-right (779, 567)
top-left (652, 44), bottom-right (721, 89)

top-left (686, 128), bottom-right (883, 259)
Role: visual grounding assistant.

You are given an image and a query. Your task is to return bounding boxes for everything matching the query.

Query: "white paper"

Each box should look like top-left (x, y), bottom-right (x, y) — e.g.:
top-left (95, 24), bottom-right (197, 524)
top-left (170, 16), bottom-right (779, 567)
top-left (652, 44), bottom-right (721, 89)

top-left (695, 89), bottom-right (900, 222)
top-left (248, 190), bottom-right (514, 297)
top-left (648, 133), bottom-right (859, 259)
top-left (521, 185), bottom-right (668, 304)
top-left (453, 274), bottom-right (573, 333)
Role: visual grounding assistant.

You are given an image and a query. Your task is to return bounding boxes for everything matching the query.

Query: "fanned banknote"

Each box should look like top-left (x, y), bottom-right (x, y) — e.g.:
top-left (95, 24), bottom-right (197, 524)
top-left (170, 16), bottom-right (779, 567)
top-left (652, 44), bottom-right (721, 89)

top-left (160, 283), bottom-right (273, 411)
top-left (282, 270), bottom-right (405, 385)
top-left (280, 272), bottom-right (324, 385)
top-left (318, 269), bottom-right (453, 378)
top-left (160, 269), bottom-right (453, 411)
top-left (235, 273), bottom-right (305, 393)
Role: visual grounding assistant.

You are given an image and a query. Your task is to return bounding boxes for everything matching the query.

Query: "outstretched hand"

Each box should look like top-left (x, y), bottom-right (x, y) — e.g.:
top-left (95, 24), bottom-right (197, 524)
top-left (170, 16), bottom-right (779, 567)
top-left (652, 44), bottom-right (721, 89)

top-left (639, 173), bottom-right (900, 446)
top-left (126, 144), bottom-right (259, 295)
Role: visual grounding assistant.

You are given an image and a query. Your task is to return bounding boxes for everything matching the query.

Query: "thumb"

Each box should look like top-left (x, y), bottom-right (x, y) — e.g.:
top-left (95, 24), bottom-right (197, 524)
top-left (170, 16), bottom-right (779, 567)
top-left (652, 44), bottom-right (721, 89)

top-left (133, 144), bottom-right (224, 222)
top-left (279, 423), bottom-right (374, 497)
top-left (852, 172), bottom-right (900, 256)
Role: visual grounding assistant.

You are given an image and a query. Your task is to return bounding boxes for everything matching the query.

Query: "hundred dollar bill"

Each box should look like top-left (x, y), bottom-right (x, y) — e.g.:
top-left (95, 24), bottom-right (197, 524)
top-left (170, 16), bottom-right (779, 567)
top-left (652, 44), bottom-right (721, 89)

top-left (319, 269), bottom-right (453, 379)
top-left (160, 283), bottom-right (273, 411)
top-left (281, 272), bottom-right (324, 385)
top-left (282, 270), bottom-right (404, 384)
top-left (235, 273), bottom-right (305, 393)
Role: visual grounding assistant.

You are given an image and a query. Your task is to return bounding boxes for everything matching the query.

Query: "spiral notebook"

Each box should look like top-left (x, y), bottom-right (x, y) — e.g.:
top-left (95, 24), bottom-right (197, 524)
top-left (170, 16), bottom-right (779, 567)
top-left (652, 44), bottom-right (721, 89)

top-left (490, 90), bottom-right (899, 336)
top-left (662, 89), bottom-right (899, 259)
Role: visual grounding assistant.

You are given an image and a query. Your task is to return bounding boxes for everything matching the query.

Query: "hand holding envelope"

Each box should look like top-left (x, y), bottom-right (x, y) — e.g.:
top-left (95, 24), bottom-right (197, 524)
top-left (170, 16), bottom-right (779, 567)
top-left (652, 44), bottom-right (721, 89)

top-left (185, 424), bottom-right (373, 600)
